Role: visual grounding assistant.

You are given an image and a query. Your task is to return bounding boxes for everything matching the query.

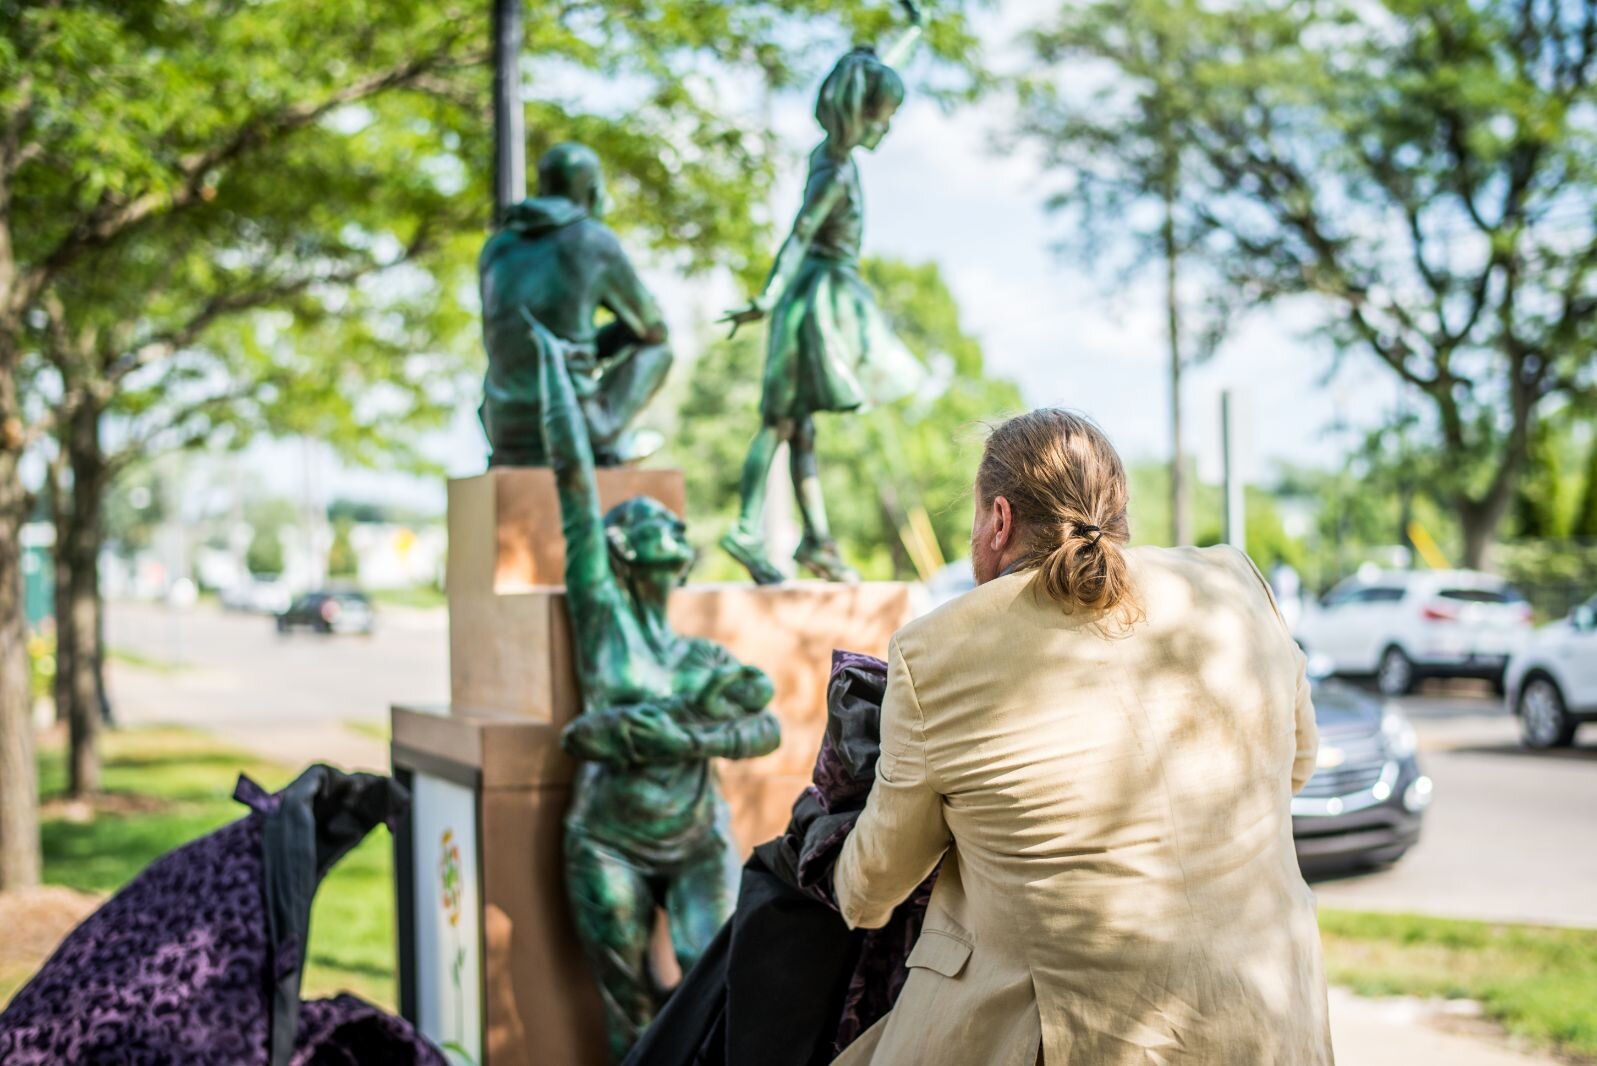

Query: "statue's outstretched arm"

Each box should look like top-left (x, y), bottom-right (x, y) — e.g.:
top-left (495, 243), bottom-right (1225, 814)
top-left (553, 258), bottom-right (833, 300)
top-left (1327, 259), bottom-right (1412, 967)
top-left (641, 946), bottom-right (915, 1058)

top-left (881, 0), bottom-right (924, 69)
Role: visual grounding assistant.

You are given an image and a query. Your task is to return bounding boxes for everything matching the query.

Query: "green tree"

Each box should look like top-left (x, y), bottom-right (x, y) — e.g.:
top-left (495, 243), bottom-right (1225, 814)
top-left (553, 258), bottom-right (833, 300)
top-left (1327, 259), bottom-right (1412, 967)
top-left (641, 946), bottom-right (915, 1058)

top-left (1575, 433), bottom-right (1597, 540)
top-left (1014, 0), bottom-right (1236, 547)
top-left (327, 518), bottom-right (359, 580)
top-left (1138, 0), bottom-right (1597, 568)
top-left (246, 526), bottom-right (285, 579)
top-left (0, 1), bottom-right (982, 846)
top-left (1511, 418), bottom-right (1570, 540)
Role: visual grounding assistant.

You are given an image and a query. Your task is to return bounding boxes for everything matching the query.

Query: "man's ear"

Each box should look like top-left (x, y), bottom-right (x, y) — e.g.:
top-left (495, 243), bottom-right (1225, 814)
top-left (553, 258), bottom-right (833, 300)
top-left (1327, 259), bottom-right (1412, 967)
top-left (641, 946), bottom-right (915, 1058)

top-left (991, 495), bottom-right (1014, 551)
top-left (605, 524), bottom-right (637, 563)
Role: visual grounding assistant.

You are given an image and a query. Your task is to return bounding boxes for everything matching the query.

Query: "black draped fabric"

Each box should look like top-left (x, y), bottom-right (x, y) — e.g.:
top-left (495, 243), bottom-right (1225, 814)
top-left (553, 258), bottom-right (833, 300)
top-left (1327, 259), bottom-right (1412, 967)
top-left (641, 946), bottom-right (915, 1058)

top-left (624, 650), bottom-right (941, 1066)
top-left (0, 766), bottom-right (444, 1066)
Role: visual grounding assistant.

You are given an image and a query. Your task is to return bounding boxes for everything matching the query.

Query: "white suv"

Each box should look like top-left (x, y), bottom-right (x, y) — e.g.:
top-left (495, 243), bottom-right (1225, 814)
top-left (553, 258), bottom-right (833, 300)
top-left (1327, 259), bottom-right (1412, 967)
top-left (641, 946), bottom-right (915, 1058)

top-left (1294, 569), bottom-right (1534, 696)
top-left (1504, 596), bottom-right (1597, 748)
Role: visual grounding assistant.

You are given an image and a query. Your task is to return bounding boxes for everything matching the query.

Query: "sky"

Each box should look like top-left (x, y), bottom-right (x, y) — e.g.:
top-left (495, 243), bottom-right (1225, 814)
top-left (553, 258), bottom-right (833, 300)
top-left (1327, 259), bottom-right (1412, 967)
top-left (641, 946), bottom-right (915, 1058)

top-left (261, 0), bottom-right (1404, 516)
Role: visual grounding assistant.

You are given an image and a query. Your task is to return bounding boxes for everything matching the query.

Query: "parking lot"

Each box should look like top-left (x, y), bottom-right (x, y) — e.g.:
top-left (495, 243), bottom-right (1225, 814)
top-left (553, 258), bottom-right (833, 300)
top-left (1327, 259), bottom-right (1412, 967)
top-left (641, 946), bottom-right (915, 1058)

top-left (105, 600), bottom-right (1597, 928)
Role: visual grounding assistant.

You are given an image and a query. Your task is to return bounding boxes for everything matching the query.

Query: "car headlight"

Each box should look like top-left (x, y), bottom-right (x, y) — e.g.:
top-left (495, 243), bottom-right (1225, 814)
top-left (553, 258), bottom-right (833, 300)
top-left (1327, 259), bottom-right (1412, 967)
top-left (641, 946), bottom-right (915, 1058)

top-left (1381, 706), bottom-right (1417, 759)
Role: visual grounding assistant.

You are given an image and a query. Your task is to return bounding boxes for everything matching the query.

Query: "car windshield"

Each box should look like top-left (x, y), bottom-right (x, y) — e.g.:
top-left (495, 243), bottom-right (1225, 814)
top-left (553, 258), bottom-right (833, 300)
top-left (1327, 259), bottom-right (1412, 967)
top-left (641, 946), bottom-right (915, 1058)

top-left (1438, 587), bottom-right (1520, 604)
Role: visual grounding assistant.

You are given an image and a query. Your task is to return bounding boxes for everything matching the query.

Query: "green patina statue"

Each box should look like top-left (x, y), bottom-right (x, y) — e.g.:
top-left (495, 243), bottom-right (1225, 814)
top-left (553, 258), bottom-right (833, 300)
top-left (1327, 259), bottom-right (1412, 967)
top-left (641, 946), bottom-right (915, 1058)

top-left (531, 310), bottom-right (781, 1061)
top-left (718, 5), bottom-right (926, 585)
top-left (479, 143), bottom-right (673, 467)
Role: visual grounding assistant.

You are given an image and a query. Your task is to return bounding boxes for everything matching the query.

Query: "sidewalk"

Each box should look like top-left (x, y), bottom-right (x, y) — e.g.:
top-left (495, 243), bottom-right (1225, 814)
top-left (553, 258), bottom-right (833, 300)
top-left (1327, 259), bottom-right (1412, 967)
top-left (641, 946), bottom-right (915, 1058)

top-left (1329, 988), bottom-right (1561, 1065)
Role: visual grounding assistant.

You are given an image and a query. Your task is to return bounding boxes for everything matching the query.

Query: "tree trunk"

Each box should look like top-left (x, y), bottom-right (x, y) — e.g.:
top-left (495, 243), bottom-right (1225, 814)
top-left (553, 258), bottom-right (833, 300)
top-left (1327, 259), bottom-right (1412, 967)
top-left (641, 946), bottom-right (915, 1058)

top-left (61, 401), bottom-right (104, 797)
top-left (1459, 479), bottom-right (1518, 571)
top-left (1162, 156), bottom-right (1189, 547)
top-left (48, 451), bottom-right (72, 724)
top-left (0, 444), bottom-right (42, 889)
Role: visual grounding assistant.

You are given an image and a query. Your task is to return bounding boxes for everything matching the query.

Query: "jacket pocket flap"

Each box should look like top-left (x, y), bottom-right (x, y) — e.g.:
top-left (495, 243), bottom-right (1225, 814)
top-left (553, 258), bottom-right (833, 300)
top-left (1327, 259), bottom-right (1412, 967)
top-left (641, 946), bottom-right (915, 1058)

top-left (905, 929), bottom-right (972, 978)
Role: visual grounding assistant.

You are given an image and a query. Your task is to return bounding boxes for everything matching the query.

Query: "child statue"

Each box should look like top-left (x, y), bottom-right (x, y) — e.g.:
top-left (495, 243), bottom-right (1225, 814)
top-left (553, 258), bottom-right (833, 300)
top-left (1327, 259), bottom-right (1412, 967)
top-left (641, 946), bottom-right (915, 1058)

top-left (719, 5), bottom-right (926, 585)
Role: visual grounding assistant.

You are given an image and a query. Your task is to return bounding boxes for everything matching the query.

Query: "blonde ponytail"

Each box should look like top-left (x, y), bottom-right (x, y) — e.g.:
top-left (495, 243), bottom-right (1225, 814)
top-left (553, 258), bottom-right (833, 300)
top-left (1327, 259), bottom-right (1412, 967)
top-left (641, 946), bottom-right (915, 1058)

top-left (977, 410), bottom-right (1135, 618)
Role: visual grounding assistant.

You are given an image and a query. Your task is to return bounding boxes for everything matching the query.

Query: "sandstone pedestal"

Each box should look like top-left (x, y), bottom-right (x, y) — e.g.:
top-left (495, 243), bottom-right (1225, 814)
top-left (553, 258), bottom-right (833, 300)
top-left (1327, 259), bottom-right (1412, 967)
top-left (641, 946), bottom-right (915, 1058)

top-left (392, 468), bottom-right (914, 1066)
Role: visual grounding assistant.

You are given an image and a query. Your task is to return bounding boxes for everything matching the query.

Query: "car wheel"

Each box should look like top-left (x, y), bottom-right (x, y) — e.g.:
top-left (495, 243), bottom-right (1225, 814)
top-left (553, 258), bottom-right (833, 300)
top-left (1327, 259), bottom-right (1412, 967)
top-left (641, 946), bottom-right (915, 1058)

top-left (1519, 676), bottom-right (1577, 749)
top-left (1377, 646), bottom-right (1415, 696)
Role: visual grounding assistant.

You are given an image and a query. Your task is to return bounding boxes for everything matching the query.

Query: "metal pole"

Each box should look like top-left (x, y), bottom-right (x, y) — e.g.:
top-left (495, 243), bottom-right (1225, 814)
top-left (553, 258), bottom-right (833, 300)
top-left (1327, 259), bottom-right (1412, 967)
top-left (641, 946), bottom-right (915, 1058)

top-left (492, 0), bottom-right (526, 223)
top-left (1222, 390), bottom-right (1247, 553)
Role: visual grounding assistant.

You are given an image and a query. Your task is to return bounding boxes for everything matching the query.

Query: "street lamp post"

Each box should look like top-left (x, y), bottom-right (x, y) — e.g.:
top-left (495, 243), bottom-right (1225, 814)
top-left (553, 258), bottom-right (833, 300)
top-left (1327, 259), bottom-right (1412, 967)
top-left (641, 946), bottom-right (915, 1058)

top-left (492, 0), bottom-right (525, 222)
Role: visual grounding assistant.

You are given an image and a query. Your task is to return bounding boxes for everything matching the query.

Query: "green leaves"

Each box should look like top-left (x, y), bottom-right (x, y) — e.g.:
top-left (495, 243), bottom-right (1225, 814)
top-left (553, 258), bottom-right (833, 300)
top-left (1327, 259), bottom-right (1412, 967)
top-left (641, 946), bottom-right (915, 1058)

top-left (1017, 0), bottom-right (1597, 565)
top-left (3, 0), bottom-right (982, 477)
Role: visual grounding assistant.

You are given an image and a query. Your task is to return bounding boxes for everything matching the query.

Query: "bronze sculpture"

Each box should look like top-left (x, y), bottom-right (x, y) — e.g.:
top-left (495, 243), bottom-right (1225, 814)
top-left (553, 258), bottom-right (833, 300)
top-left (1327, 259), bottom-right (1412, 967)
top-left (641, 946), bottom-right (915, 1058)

top-left (479, 143), bottom-right (673, 467)
top-left (530, 310), bottom-right (781, 1060)
top-left (718, 5), bottom-right (926, 584)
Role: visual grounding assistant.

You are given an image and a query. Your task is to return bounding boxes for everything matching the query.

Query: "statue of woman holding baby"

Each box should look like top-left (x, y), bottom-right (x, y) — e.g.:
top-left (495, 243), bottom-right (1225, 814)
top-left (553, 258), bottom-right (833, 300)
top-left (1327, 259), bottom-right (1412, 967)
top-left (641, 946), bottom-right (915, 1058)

top-left (532, 309), bottom-right (781, 1061)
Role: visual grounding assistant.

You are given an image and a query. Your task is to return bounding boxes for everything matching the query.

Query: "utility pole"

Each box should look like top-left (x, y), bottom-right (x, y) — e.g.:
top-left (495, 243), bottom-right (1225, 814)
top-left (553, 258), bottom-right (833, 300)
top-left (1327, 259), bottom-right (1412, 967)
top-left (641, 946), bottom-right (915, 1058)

top-left (1221, 390), bottom-right (1247, 553)
top-left (1161, 142), bottom-right (1189, 547)
top-left (492, 0), bottom-right (526, 222)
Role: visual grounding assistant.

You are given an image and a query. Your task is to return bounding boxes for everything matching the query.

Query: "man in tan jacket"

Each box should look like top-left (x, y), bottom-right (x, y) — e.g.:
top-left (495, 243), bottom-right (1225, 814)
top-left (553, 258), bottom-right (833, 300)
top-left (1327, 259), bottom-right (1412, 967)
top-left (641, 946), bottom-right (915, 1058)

top-left (832, 410), bottom-right (1333, 1065)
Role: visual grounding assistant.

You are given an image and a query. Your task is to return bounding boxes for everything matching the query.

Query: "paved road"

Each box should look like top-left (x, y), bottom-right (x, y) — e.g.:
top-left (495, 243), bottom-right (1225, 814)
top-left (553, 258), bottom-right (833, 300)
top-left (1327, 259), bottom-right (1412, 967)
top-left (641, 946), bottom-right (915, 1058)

top-left (1308, 681), bottom-right (1597, 929)
top-left (107, 600), bottom-right (1596, 928)
top-left (106, 599), bottom-right (444, 770)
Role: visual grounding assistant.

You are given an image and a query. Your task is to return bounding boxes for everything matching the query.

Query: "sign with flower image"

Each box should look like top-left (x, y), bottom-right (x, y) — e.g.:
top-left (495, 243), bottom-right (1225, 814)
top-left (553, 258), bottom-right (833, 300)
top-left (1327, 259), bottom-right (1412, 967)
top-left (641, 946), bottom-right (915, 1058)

top-left (412, 774), bottom-right (482, 1066)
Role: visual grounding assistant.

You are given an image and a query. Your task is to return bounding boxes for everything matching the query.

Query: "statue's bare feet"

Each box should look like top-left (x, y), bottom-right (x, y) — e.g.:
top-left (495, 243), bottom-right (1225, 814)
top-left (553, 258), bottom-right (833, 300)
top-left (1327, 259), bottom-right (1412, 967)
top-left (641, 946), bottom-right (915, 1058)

top-left (720, 527), bottom-right (786, 585)
top-left (794, 537), bottom-right (860, 583)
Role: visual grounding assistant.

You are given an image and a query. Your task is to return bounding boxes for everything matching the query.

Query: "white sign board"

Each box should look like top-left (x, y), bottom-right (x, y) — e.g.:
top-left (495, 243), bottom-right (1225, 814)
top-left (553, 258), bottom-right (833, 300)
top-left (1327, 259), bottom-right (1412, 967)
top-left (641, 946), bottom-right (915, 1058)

top-left (411, 773), bottom-right (483, 1066)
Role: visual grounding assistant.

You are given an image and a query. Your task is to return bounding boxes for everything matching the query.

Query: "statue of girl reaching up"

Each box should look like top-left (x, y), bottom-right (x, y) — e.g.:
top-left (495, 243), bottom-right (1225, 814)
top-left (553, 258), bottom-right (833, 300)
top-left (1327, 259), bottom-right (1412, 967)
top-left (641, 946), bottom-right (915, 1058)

top-left (719, 2), bottom-right (926, 585)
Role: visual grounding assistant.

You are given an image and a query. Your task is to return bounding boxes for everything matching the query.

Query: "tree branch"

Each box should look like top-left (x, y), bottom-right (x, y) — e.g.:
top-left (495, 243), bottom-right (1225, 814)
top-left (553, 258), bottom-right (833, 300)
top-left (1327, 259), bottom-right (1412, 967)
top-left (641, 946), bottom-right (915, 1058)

top-left (103, 223), bottom-right (434, 388)
top-left (12, 43), bottom-right (465, 319)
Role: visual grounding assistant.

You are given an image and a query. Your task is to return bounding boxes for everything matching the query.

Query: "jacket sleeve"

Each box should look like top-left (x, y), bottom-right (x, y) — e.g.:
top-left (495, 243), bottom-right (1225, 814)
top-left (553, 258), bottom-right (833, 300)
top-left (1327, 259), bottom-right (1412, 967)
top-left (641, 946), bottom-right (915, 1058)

top-left (833, 636), bottom-right (951, 931)
top-left (1290, 645), bottom-right (1319, 794)
top-left (1228, 546), bottom-right (1320, 794)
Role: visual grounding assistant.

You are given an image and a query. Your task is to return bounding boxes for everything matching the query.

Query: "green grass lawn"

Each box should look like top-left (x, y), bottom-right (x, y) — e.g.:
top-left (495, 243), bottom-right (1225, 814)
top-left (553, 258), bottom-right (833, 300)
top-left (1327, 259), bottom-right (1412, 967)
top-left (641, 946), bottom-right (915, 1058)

top-left (367, 584), bottom-right (447, 610)
top-left (1320, 908), bottom-right (1597, 1060)
top-left (8, 727), bottom-right (396, 1009)
top-left (106, 646), bottom-right (190, 675)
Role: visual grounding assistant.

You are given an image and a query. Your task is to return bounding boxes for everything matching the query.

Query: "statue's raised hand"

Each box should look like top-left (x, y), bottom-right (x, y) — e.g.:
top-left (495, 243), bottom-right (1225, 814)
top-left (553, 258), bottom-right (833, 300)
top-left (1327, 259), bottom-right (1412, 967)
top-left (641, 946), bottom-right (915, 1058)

top-left (718, 300), bottom-right (767, 339)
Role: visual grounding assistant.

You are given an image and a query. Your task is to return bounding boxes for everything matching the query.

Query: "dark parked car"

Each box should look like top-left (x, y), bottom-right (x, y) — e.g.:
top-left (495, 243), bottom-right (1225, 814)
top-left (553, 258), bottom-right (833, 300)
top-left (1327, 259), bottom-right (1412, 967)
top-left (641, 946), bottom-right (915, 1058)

top-left (275, 590), bottom-right (376, 635)
top-left (1293, 676), bottom-right (1431, 870)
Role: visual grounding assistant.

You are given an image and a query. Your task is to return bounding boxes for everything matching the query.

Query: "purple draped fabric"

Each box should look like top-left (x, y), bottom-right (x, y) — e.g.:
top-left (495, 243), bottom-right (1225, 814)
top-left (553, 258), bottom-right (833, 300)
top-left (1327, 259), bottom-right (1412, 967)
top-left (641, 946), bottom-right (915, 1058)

top-left (0, 774), bottom-right (443, 1066)
top-left (781, 649), bottom-right (941, 1055)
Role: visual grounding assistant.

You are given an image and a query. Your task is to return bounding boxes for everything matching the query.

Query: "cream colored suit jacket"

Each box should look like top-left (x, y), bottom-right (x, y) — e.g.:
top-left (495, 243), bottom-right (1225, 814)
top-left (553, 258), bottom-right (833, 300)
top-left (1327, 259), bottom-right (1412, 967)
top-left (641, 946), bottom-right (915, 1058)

top-left (832, 546), bottom-right (1332, 1066)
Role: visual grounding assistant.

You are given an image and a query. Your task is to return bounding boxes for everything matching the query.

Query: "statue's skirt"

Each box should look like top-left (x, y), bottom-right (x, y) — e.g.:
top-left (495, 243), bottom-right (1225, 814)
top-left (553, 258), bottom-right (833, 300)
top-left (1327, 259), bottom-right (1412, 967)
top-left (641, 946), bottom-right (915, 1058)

top-left (759, 257), bottom-right (924, 423)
